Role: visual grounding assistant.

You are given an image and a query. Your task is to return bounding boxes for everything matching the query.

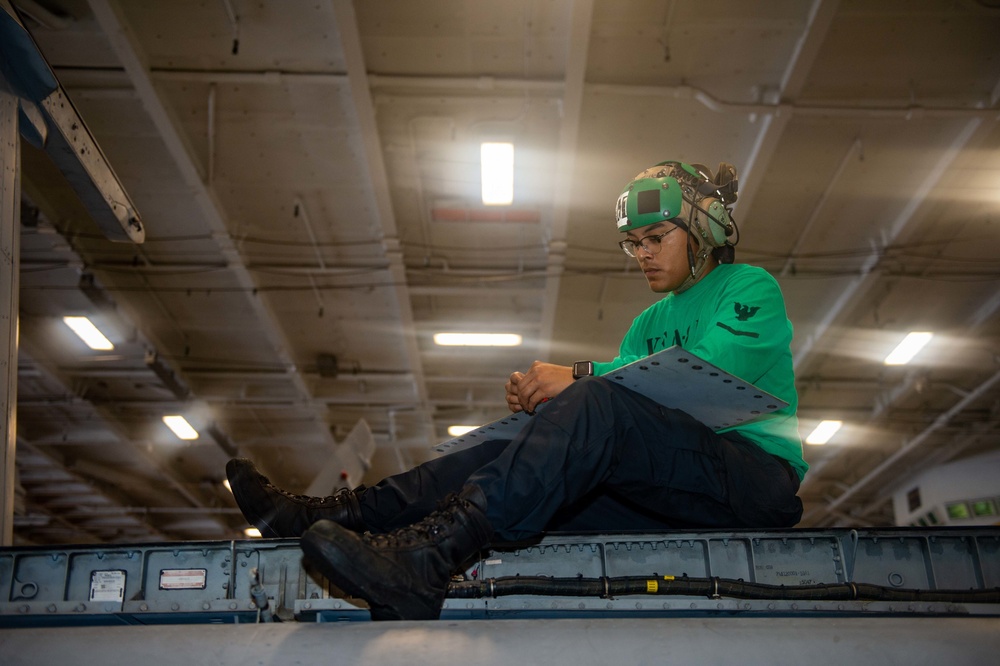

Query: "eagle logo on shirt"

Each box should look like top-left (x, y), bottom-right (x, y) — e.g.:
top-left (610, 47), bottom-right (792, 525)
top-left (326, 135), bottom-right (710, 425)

top-left (734, 302), bottom-right (761, 321)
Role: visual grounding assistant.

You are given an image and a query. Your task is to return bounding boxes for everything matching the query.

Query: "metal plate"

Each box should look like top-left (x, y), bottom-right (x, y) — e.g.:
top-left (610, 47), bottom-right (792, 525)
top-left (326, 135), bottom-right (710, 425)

top-left (433, 346), bottom-right (788, 454)
top-left (3, 528), bottom-right (1000, 628)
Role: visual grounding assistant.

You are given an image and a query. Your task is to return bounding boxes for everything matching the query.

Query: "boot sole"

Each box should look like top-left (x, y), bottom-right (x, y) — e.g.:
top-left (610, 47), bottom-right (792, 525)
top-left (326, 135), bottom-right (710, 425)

top-left (301, 525), bottom-right (443, 621)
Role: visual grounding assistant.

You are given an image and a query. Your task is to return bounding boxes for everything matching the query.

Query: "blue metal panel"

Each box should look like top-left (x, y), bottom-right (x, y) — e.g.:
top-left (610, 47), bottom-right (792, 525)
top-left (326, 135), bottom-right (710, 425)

top-left (2, 527), bottom-right (998, 627)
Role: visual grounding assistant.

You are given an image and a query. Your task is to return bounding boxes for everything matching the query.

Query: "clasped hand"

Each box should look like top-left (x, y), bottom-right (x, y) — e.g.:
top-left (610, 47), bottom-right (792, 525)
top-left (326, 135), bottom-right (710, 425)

top-left (505, 361), bottom-right (575, 414)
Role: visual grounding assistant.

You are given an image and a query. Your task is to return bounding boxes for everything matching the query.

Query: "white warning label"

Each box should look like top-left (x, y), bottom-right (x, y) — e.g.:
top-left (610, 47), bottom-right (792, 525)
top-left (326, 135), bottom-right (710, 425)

top-left (90, 570), bottom-right (126, 602)
top-left (159, 568), bottom-right (207, 590)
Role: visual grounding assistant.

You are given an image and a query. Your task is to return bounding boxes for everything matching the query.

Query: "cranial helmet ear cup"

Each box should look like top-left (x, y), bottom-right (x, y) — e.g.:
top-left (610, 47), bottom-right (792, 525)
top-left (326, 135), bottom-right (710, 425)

top-left (698, 199), bottom-right (732, 247)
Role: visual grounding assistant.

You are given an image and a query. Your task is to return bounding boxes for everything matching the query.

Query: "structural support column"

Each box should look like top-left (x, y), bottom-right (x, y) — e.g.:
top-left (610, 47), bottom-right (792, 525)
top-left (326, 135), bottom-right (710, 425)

top-left (0, 87), bottom-right (20, 546)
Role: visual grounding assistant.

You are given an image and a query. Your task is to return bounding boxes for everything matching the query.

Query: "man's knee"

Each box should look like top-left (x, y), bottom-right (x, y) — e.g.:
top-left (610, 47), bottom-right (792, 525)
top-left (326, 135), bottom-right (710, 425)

top-left (562, 375), bottom-right (615, 402)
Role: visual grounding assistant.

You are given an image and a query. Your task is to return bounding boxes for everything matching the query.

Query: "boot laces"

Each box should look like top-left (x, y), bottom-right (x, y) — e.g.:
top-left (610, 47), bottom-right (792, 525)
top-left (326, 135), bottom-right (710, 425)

top-left (270, 483), bottom-right (350, 508)
top-left (368, 496), bottom-right (463, 547)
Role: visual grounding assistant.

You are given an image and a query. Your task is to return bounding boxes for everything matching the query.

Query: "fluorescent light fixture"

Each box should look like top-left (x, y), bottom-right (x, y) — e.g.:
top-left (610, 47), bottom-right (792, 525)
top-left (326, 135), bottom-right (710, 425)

top-left (884, 331), bottom-right (933, 365)
top-left (243, 527), bottom-right (262, 538)
top-left (162, 415), bottom-right (199, 441)
top-left (481, 142), bottom-right (514, 205)
top-left (448, 425), bottom-right (479, 437)
top-left (433, 332), bottom-right (523, 347)
top-left (806, 420), bottom-right (842, 445)
top-left (63, 316), bottom-right (114, 350)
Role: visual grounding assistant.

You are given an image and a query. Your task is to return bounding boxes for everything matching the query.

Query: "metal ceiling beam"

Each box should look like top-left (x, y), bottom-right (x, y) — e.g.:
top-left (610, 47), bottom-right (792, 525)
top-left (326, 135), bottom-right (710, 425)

top-left (817, 368), bottom-right (1000, 522)
top-left (18, 341), bottom-right (213, 511)
top-left (5, 0), bottom-right (149, 545)
top-left (791, 116), bottom-right (988, 372)
top-left (729, 0), bottom-right (839, 223)
top-left (537, 0), bottom-right (593, 361)
top-left (2, 2), bottom-right (144, 243)
top-left (16, 439), bottom-right (171, 541)
top-left (781, 69), bottom-right (999, 527)
top-left (779, 138), bottom-right (862, 277)
top-left (86, 0), bottom-right (339, 451)
top-left (799, 264), bottom-right (1000, 525)
top-left (865, 290), bottom-right (1000, 424)
top-left (330, 0), bottom-right (431, 431)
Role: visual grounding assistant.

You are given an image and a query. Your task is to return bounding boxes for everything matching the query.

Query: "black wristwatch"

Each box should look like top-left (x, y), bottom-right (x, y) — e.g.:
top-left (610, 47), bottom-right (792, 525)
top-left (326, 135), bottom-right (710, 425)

top-left (572, 360), bottom-right (594, 379)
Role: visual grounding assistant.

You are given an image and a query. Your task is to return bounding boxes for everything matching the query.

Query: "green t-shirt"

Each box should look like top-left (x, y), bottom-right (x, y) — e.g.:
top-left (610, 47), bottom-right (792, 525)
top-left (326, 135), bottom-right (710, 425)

top-left (592, 263), bottom-right (808, 480)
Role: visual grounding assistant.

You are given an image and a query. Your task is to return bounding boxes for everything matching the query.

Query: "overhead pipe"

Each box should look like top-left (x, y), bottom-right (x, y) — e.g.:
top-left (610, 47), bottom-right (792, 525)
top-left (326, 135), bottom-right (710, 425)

top-left (586, 81), bottom-right (1000, 121)
top-left (121, 69), bottom-right (1000, 122)
top-left (370, 73), bottom-right (564, 94)
top-left (100, 66), bottom-right (1000, 122)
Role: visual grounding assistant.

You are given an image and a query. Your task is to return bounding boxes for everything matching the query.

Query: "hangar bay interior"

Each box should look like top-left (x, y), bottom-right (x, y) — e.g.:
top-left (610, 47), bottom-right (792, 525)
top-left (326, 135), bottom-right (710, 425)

top-left (4, 0), bottom-right (1000, 547)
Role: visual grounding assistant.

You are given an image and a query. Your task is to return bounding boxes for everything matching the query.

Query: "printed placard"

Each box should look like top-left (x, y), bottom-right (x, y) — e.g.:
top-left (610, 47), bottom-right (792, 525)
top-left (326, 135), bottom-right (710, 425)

top-left (89, 570), bottom-right (126, 602)
top-left (158, 568), bottom-right (207, 590)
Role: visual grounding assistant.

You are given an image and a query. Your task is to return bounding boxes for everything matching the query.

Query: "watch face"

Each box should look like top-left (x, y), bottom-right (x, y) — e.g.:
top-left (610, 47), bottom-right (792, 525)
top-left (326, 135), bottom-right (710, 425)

top-left (573, 361), bottom-right (593, 379)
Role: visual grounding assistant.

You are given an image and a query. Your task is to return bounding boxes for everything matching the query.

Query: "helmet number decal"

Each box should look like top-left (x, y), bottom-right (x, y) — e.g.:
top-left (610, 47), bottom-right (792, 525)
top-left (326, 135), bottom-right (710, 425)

top-left (615, 191), bottom-right (629, 229)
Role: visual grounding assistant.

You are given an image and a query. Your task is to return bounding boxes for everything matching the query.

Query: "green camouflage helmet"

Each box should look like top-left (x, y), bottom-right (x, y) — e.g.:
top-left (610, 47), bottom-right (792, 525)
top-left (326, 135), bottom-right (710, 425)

top-left (613, 163), bottom-right (701, 233)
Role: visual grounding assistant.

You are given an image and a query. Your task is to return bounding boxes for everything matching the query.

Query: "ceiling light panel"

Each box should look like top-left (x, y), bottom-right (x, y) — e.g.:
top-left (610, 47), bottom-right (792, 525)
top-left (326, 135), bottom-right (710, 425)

top-left (62, 316), bottom-right (114, 350)
top-left (433, 332), bottom-right (523, 347)
top-left (162, 415), bottom-right (199, 441)
top-left (884, 332), bottom-right (934, 365)
top-left (805, 420), bottom-right (843, 445)
top-left (481, 142), bottom-right (514, 206)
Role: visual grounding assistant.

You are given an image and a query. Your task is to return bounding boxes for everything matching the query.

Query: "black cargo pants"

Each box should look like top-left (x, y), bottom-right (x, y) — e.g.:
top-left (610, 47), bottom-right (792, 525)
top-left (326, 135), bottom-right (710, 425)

top-left (357, 376), bottom-right (802, 541)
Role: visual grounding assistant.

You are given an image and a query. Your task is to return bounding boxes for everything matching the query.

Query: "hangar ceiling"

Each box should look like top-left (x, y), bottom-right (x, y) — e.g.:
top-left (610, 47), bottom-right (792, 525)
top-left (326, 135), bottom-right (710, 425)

top-left (6, 0), bottom-right (1000, 544)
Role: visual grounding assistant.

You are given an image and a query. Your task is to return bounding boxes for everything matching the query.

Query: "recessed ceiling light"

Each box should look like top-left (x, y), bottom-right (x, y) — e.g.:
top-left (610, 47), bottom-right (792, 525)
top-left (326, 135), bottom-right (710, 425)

top-left (447, 425), bottom-right (479, 437)
top-left (162, 415), bottom-right (199, 441)
top-left (481, 142), bottom-right (514, 206)
top-left (884, 331), bottom-right (933, 365)
top-left (806, 420), bottom-right (842, 445)
top-left (62, 316), bottom-right (114, 350)
top-left (433, 332), bottom-right (522, 347)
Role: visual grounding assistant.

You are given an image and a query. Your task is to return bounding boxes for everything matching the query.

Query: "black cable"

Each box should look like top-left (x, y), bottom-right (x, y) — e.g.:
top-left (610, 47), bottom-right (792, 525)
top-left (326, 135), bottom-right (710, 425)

top-left (447, 574), bottom-right (1000, 604)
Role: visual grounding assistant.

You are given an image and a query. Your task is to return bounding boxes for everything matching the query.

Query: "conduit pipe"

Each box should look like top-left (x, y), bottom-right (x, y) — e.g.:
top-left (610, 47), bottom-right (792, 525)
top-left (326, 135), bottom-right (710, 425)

top-left (142, 69), bottom-right (1000, 121)
top-left (586, 83), bottom-right (1000, 120)
top-left (356, 73), bottom-right (1000, 123)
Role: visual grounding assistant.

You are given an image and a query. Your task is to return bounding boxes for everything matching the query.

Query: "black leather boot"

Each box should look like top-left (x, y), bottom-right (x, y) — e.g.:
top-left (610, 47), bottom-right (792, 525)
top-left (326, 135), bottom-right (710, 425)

top-left (226, 458), bottom-right (366, 538)
top-left (300, 485), bottom-right (493, 621)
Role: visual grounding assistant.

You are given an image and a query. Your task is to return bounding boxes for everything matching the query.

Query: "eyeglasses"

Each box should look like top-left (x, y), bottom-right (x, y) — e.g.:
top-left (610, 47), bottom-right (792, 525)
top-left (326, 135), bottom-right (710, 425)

top-left (618, 226), bottom-right (680, 258)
